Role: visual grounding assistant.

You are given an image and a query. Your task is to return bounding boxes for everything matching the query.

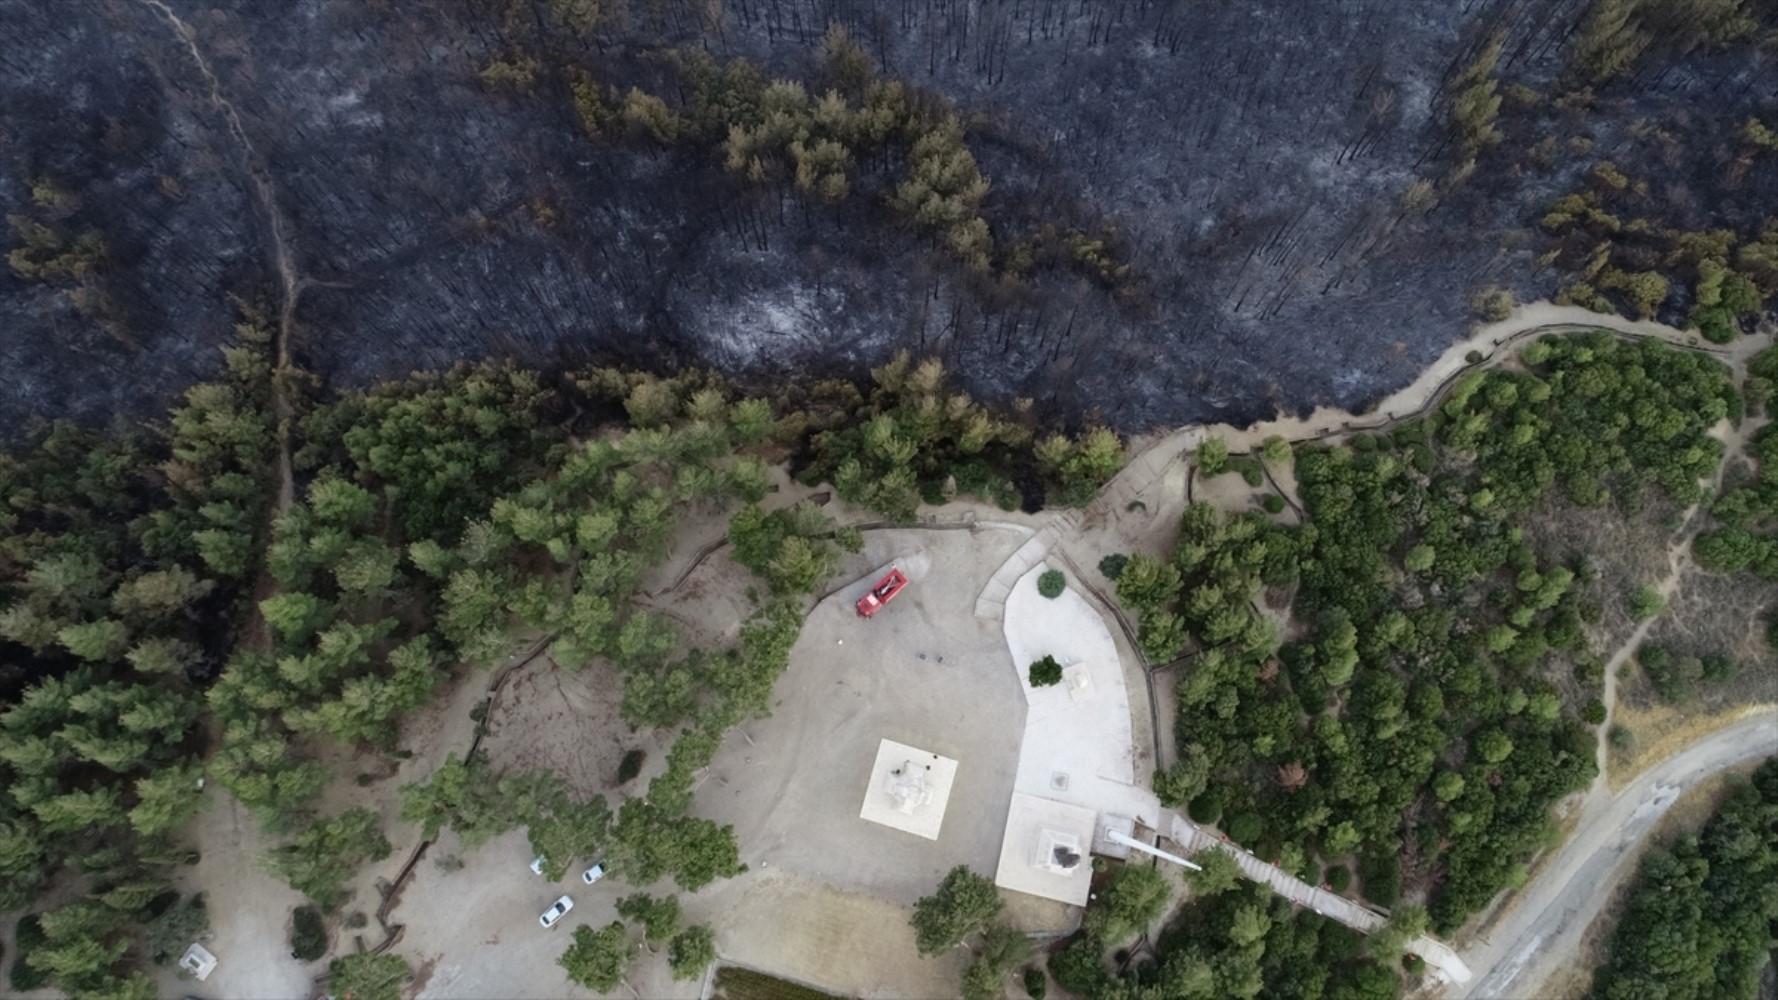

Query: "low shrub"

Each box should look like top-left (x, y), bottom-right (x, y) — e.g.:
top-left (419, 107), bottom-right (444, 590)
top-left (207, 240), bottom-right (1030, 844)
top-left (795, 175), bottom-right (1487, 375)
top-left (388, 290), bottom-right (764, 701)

top-left (1187, 787), bottom-right (1226, 825)
top-left (617, 749), bottom-right (646, 784)
top-left (10, 915), bottom-right (47, 991)
top-left (290, 905), bottom-right (329, 962)
top-left (1097, 553), bottom-right (1129, 580)
top-left (1024, 967), bottom-right (1047, 999)
top-left (1628, 586), bottom-right (1665, 620)
top-left (1326, 865), bottom-right (1351, 894)
top-left (1358, 853), bottom-right (1401, 906)
top-left (1049, 936), bottom-right (1108, 996)
top-left (1037, 569), bottom-right (1067, 599)
top-left (1225, 812), bottom-right (1264, 847)
top-left (1470, 287), bottom-right (1516, 322)
top-left (1028, 655), bottom-right (1064, 687)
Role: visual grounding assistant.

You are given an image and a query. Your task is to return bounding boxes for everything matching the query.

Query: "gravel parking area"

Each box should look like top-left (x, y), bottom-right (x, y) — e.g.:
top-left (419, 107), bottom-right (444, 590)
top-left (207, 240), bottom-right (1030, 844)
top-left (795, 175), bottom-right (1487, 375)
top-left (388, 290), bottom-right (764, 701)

top-left (684, 525), bottom-right (1031, 993)
top-left (695, 526), bottom-right (1029, 903)
top-left (394, 525), bottom-right (1032, 998)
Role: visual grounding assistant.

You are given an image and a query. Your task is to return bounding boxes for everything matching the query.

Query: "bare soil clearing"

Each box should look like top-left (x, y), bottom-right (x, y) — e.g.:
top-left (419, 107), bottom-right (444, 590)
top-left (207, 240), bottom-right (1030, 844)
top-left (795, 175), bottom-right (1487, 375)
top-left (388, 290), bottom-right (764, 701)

top-left (695, 527), bottom-right (1028, 903)
top-left (479, 658), bottom-right (654, 801)
top-left (156, 791), bottom-right (314, 999)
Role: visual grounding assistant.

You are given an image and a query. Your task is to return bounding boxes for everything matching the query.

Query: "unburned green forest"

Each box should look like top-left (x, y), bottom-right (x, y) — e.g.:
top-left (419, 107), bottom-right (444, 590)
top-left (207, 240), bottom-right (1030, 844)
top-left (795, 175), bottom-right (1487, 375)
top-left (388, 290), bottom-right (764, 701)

top-left (1119, 331), bottom-right (1771, 953)
top-left (0, 335), bottom-right (1121, 996)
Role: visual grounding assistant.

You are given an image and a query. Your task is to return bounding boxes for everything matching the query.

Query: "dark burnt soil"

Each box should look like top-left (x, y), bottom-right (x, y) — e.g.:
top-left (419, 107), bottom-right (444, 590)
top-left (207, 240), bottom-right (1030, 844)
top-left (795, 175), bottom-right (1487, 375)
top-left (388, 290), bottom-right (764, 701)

top-left (1, 0), bottom-right (1772, 432)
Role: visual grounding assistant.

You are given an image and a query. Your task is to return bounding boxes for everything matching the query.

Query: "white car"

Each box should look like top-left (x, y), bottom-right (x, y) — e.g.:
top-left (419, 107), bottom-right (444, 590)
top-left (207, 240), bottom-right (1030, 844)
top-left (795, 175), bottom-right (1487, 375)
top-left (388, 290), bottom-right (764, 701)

top-left (580, 862), bottom-right (607, 885)
top-left (529, 855), bottom-right (546, 876)
top-left (539, 895), bottom-right (573, 928)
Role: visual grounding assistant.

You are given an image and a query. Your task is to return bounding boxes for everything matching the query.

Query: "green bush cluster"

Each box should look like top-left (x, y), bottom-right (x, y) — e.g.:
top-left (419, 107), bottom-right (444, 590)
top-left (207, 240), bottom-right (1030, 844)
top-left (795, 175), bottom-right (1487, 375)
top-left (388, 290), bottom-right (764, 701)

top-left (1055, 882), bottom-right (1398, 999)
top-left (1439, 333), bottom-right (1735, 512)
top-left (798, 353), bottom-right (1121, 520)
top-left (1116, 503), bottom-right (1296, 664)
top-left (588, 29), bottom-right (1132, 288)
top-left (1694, 407), bottom-right (1778, 579)
top-left (1121, 332), bottom-right (1737, 937)
top-left (289, 905), bottom-right (328, 961)
top-left (0, 325), bottom-right (276, 998)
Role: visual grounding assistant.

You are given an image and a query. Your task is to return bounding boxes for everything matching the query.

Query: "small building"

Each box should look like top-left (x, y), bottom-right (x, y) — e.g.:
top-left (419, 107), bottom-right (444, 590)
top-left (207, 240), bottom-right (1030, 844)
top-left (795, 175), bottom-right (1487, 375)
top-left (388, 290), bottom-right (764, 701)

top-left (178, 943), bottom-right (217, 981)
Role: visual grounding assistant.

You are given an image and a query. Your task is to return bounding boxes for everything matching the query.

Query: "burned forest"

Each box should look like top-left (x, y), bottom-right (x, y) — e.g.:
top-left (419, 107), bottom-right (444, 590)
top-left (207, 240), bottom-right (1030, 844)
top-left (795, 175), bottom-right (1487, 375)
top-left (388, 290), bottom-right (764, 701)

top-left (2, 0), bottom-right (1776, 431)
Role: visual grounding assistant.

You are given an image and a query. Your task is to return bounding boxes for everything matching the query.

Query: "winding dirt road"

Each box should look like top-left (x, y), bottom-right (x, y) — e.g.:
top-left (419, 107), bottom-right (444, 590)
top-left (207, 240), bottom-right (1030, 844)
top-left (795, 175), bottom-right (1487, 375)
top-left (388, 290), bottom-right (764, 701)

top-left (1455, 711), bottom-right (1778, 999)
top-left (137, 0), bottom-right (302, 517)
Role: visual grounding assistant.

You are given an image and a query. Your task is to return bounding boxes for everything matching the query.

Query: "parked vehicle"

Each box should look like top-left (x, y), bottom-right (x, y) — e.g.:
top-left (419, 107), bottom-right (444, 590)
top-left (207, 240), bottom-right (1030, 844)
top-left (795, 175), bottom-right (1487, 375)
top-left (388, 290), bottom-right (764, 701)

top-left (855, 568), bottom-right (908, 618)
top-left (529, 855), bottom-right (546, 875)
top-left (581, 862), bottom-right (607, 885)
top-left (539, 895), bottom-right (574, 928)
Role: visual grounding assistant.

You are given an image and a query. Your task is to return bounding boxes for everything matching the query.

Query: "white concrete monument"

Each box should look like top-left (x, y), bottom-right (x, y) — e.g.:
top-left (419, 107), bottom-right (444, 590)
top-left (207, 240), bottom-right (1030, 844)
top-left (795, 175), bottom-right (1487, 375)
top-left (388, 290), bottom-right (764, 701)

top-left (994, 792), bottom-right (1100, 905)
top-left (859, 738), bottom-right (958, 840)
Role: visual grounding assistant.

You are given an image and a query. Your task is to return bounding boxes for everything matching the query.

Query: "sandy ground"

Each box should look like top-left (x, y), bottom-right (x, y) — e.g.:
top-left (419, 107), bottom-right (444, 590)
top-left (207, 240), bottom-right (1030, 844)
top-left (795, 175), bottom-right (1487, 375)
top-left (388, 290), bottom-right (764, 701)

top-left (694, 527), bottom-right (1029, 903)
top-left (685, 526), bottom-right (1041, 998)
top-left (401, 826), bottom-right (670, 1000)
top-left (410, 524), bottom-right (1035, 999)
top-left (155, 790), bottom-right (316, 999)
top-left (1453, 711), bottom-right (1778, 1000)
top-left (478, 656), bottom-right (665, 799)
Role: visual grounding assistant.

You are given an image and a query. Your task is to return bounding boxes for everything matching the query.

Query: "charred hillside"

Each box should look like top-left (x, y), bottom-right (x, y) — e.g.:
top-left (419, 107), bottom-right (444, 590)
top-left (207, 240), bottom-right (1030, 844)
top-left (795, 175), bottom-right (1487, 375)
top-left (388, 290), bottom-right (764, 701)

top-left (2, 0), bottom-right (1774, 432)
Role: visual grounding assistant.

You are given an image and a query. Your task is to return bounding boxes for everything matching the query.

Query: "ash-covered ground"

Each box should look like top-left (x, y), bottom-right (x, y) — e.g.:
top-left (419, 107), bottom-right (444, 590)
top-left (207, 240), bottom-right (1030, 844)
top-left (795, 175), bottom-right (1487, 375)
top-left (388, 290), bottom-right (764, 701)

top-left (1, 0), bottom-right (1772, 431)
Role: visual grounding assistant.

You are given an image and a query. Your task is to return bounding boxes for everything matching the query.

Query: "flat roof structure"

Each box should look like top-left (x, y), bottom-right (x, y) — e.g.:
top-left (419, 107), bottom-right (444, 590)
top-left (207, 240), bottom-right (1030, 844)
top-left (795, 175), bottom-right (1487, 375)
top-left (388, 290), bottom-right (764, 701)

top-left (858, 738), bottom-right (958, 841)
top-left (993, 792), bottom-right (1099, 905)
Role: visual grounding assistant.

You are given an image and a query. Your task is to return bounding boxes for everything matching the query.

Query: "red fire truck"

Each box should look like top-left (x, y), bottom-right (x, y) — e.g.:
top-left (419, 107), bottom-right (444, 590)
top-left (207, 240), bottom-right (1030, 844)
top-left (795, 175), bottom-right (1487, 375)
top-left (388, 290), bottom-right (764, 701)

top-left (855, 568), bottom-right (908, 618)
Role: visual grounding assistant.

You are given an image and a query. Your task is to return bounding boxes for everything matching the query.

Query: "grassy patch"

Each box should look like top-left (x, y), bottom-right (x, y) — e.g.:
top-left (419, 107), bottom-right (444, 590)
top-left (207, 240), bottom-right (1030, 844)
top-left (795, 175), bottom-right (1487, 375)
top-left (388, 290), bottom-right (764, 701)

top-left (1606, 702), bottom-right (1776, 792)
top-left (713, 966), bottom-right (841, 1000)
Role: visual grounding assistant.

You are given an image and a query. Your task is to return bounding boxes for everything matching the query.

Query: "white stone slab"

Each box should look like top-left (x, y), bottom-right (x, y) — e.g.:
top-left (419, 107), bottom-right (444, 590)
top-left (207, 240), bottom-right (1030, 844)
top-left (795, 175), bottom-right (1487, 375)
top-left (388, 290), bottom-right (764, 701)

top-left (858, 738), bottom-right (958, 841)
top-left (993, 792), bottom-right (1099, 905)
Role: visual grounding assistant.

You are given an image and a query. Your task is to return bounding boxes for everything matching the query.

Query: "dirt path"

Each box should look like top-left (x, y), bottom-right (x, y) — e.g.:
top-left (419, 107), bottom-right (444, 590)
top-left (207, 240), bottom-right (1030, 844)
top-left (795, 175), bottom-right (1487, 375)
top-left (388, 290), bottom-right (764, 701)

top-left (1453, 711), bottom-right (1778, 1000)
top-left (1584, 407), bottom-right (1762, 790)
top-left (1106, 302), bottom-right (1759, 512)
top-left (136, 0), bottom-right (301, 519)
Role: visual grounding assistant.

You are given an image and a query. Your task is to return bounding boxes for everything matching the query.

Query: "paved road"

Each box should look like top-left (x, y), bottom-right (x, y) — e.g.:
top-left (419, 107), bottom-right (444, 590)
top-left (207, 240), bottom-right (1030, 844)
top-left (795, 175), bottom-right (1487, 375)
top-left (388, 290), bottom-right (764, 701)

top-left (1456, 711), bottom-right (1778, 999)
